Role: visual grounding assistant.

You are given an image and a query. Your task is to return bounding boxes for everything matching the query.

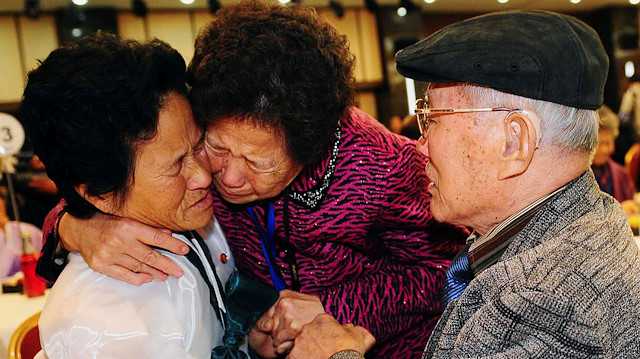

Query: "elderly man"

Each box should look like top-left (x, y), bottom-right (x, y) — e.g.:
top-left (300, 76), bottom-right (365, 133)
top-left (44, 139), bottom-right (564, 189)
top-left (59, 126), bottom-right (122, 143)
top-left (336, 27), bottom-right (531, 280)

top-left (287, 10), bottom-right (640, 359)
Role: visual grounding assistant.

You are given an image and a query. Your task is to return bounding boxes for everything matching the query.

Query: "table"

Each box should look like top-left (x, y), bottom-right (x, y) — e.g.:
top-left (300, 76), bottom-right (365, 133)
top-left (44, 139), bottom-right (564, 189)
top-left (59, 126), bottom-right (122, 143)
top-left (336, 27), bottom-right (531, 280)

top-left (0, 290), bottom-right (47, 359)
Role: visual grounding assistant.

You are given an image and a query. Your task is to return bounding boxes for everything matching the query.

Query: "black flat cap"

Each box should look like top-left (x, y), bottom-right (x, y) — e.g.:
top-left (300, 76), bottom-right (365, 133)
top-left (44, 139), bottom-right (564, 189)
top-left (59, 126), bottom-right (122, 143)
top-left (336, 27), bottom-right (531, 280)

top-left (396, 10), bottom-right (609, 110)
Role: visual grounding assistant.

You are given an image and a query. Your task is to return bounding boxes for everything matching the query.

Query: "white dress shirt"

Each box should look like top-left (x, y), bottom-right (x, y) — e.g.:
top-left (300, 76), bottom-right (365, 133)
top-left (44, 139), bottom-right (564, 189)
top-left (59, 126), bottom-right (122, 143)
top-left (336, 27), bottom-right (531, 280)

top-left (37, 219), bottom-right (243, 359)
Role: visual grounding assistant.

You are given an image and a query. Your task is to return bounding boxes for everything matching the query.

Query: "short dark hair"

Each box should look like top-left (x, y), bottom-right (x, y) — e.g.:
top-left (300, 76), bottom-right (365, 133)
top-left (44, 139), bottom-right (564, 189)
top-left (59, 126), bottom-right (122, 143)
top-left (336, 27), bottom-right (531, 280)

top-left (188, 0), bottom-right (355, 166)
top-left (20, 32), bottom-right (188, 218)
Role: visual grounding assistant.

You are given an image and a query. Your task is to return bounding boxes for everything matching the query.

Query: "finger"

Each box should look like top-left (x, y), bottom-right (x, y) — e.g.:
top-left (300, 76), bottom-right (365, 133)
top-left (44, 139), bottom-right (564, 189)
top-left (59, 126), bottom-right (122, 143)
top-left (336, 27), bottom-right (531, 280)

top-left (257, 317), bottom-right (274, 332)
top-left (124, 241), bottom-right (184, 278)
top-left (138, 227), bottom-right (189, 255)
top-left (102, 265), bottom-right (153, 286)
top-left (275, 340), bottom-right (294, 355)
top-left (273, 313), bottom-right (300, 347)
top-left (117, 254), bottom-right (169, 282)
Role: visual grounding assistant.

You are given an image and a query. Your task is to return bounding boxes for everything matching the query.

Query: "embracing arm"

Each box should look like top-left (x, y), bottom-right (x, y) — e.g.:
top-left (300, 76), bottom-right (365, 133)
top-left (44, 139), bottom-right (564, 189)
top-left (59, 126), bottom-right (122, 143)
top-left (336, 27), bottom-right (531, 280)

top-left (37, 199), bottom-right (189, 285)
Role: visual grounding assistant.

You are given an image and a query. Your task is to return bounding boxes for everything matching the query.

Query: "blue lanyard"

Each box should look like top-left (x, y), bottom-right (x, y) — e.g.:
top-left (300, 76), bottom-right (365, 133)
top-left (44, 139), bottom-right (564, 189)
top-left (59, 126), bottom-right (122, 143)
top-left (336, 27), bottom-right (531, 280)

top-left (248, 203), bottom-right (286, 292)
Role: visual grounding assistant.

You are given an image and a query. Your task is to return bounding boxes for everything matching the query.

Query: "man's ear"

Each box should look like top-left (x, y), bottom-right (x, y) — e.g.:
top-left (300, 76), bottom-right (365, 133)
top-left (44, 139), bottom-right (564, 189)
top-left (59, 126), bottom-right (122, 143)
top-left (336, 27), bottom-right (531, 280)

top-left (75, 184), bottom-right (116, 214)
top-left (497, 112), bottom-right (538, 180)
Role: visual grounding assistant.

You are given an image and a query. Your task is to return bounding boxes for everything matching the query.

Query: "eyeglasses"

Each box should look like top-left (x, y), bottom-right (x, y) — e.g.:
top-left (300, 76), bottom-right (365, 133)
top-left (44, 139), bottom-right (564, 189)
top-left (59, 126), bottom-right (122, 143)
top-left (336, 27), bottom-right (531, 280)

top-left (414, 93), bottom-right (522, 139)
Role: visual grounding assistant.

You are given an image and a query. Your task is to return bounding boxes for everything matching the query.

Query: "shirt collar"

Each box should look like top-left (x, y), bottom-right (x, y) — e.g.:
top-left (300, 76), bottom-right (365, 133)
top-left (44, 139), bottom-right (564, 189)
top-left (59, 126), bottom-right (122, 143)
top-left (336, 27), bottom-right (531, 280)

top-left (467, 184), bottom-right (566, 275)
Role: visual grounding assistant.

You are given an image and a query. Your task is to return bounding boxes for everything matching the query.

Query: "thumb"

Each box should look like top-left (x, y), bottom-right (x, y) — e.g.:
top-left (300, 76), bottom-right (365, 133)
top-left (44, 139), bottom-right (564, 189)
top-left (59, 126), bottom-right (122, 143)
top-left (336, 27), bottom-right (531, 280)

top-left (259, 317), bottom-right (274, 332)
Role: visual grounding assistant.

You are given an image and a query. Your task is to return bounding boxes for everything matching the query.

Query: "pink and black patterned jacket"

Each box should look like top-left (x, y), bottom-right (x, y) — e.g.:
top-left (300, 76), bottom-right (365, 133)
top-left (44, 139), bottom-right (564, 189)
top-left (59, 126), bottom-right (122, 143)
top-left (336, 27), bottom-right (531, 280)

top-left (37, 107), bottom-right (466, 358)
top-left (215, 107), bottom-right (466, 358)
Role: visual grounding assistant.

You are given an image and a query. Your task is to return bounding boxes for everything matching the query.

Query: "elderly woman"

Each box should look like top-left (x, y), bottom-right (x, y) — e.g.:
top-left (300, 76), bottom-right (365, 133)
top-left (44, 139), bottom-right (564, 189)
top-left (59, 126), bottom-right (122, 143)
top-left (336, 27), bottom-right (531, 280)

top-left (591, 105), bottom-right (638, 216)
top-left (21, 33), bottom-right (276, 358)
top-left (36, 2), bottom-right (466, 358)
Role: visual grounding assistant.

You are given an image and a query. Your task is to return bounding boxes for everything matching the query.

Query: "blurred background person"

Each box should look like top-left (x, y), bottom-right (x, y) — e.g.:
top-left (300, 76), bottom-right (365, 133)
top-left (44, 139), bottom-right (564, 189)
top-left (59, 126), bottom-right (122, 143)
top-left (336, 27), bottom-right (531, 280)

top-left (591, 105), bottom-right (639, 217)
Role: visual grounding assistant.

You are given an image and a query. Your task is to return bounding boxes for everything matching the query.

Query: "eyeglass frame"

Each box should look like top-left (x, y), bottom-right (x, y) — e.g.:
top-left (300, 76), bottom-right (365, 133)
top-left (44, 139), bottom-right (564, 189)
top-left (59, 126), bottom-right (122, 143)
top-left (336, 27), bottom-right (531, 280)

top-left (414, 86), bottom-right (524, 139)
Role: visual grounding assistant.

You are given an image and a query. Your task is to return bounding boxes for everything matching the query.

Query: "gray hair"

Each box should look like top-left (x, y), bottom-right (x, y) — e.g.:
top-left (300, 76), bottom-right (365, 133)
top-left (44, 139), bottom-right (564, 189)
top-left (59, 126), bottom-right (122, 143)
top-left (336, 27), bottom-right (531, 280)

top-left (458, 84), bottom-right (599, 153)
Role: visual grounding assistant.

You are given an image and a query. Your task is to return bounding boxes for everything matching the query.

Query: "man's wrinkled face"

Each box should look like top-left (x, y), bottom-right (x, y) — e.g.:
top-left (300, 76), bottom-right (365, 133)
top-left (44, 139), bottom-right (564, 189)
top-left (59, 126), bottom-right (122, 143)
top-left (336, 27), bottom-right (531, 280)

top-left (415, 84), bottom-right (504, 229)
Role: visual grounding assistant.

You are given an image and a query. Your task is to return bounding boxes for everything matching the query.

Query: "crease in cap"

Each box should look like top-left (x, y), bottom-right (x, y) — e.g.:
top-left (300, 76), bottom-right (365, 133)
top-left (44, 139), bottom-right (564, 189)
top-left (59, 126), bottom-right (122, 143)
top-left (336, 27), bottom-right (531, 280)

top-left (395, 10), bottom-right (609, 110)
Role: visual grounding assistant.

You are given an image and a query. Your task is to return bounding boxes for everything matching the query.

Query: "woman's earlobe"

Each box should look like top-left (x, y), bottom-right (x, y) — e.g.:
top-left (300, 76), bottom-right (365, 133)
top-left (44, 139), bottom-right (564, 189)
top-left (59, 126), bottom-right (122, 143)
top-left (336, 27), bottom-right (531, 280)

top-left (74, 184), bottom-right (116, 214)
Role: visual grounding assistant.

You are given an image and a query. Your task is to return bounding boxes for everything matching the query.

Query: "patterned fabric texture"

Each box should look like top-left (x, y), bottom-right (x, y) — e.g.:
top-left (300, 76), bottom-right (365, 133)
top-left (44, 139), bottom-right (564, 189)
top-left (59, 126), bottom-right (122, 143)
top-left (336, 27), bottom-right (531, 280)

top-left (423, 170), bottom-right (640, 358)
top-left (213, 107), bottom-right (467, 358)
top-left (37, 107), bottom-right (467, 359)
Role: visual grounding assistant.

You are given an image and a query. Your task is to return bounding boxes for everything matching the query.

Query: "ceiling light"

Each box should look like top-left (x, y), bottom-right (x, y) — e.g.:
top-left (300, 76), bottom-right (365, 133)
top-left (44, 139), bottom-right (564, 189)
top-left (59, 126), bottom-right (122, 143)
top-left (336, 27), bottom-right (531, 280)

top-left (570, 0), bottom-right (581, 3)
top-left (279, 0), bottom-right (291, 3)
top-left (626, 61), bottom-right (636, 78)
top-left (24, 0), bottom-right (40, 19)
top-left (498, 0), bottom-right (508, 3)
top-left (397, 6), bottom-right (407, 17)
top-left (72, 0), bottom-right (88, 5)
top-left (424, 0), bottom-right (435, 3)
top-left (180, 0), bottom-right (195, 4)
top-left (631, 0), bottom-right (640, 5)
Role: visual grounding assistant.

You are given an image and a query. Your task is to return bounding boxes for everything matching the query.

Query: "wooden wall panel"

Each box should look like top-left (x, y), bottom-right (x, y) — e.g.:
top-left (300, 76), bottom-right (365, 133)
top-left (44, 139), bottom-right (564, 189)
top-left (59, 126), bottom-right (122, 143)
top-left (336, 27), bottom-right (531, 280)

top-left (357, 10), bottom-right (383, 83)
top-left (357, 91), bottom-right (378, 118)
top-left (191, 11), bottom-right (214, 42)
top-left (0, 16), bottom-right (25, 103)
top-left (117, 13), bottom-right (147, 41)
top-left (319, 9), bottom-right (365, 82)
top-left (147, 12), bottom-right (193, 64)
top-left (17, 15), bottom-right (58, 76)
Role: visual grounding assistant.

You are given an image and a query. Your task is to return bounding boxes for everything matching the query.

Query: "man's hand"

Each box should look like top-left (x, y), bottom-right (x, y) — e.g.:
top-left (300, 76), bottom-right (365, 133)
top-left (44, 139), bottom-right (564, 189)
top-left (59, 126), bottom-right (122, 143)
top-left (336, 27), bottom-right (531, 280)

top-left (268, 290), bottom-right (325, 355)
top-left (287, 314), bottom-right (375, 359)
top-left (59, 211), bottom-right (189, 285)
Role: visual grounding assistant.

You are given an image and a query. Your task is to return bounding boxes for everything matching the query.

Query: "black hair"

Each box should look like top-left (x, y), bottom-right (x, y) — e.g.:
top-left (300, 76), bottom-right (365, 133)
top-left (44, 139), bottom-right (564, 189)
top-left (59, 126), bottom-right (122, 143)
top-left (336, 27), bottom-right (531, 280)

top-left (20, 32), bottom-right (188, 218)
top-left (188, 0), bottom-right (355, 166)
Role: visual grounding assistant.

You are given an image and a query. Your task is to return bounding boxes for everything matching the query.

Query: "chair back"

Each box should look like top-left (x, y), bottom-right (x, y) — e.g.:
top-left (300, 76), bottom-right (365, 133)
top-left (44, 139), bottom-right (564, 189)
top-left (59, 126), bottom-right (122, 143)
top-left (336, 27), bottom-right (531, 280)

top-left (8, 311), bottom-right (41, 359)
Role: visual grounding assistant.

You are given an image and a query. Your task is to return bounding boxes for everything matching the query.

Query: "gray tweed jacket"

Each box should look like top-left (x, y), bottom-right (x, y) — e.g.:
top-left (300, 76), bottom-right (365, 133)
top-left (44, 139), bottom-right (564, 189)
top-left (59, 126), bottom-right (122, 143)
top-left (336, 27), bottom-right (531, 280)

top-left (330, 171), bottom-right (640, 359)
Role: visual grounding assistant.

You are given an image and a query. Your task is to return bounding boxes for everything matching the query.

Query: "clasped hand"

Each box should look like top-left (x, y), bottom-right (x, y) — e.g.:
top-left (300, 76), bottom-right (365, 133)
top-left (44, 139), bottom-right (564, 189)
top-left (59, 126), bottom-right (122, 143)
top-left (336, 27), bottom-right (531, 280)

top-left (248, 290), bottom-right (375, 359)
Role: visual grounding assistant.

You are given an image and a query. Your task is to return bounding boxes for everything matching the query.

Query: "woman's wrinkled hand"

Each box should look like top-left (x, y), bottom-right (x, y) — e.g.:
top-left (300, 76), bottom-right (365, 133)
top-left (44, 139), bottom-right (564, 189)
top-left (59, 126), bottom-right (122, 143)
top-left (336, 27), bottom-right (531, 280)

top-left (59, 211), bottom-right (189, 285)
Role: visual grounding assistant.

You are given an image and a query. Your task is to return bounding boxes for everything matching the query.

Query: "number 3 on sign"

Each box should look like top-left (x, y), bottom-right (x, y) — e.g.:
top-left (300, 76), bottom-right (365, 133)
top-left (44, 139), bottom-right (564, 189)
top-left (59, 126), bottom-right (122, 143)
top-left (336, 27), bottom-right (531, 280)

top-left (0, 113), bottom-right (25, 156)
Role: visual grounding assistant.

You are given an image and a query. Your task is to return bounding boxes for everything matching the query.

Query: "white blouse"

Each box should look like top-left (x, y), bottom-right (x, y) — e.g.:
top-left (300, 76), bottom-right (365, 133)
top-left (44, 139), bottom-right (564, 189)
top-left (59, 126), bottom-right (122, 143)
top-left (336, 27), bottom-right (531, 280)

top-left (37, 219), bottom-right (244, 359)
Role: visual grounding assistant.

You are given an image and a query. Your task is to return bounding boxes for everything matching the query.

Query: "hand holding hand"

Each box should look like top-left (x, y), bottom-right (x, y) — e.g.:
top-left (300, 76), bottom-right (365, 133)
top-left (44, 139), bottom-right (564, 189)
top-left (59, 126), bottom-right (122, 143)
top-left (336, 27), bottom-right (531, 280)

top-left (270, 290), bottom-right (325, 355)
top-left (249, 310), bottom-right (278, 359)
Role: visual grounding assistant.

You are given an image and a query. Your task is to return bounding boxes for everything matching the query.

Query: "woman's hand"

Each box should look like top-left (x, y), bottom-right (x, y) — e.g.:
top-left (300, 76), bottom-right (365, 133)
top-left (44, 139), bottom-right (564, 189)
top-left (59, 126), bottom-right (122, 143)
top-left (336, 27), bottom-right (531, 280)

top-left (249, 290), bottom-right (325, 356)
top-left (59, 211), bottom-right (189, 285)
top-left (249, 314), bottom-right (278, 358)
